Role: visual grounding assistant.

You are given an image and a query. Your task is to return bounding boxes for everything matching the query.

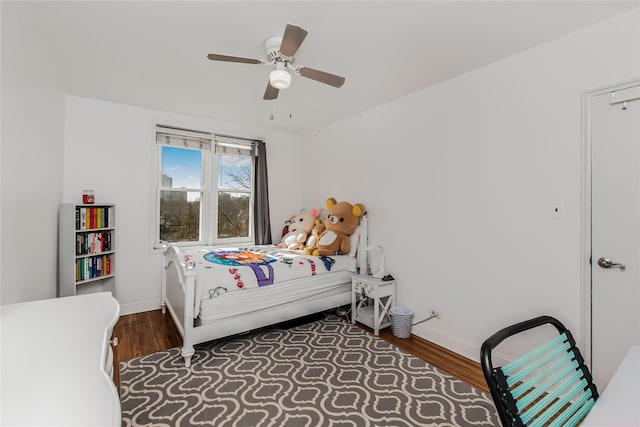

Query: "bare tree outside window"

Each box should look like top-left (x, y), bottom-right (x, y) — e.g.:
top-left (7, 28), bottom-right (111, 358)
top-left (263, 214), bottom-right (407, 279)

top-left (223, 164), bottom-right (251, 190)
top-left (160, 191), bottom-right (201, 242)
top-left (217, 155), bottom-right (252, 238)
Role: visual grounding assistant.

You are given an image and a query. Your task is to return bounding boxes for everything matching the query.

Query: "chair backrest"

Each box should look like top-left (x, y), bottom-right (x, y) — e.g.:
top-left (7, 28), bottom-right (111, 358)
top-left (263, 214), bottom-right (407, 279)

top-left (481, 316), bottom-right (598, 427)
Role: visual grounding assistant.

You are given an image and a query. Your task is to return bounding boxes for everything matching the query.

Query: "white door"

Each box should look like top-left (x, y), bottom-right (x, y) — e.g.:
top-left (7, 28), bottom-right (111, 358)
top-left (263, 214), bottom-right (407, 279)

top-left (590, 83), bottom-right (640, 389)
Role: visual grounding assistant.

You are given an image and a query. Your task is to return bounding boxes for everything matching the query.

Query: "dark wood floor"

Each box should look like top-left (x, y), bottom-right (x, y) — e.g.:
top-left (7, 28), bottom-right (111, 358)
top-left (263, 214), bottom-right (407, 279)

top-left (112, 309), bottom-right (489, 394)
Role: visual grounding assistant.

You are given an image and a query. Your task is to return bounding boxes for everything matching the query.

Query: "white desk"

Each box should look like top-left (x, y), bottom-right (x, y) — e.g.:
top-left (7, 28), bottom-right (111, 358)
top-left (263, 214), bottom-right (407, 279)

top-left (581, 345), bottom-right (640, 426)
top-left (1, 293), bottom-right (121, 426)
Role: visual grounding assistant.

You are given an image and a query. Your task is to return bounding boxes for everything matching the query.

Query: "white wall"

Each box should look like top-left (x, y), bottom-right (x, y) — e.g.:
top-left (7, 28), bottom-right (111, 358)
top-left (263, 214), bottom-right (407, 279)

top-left (63, 97), bottom-right (305, 314)
top-left (4, 0), bottom-right (638, 365)
top-left (0, 2), bottom-right (65, 304)
top-left (303, 9), bottom-right (640, 362)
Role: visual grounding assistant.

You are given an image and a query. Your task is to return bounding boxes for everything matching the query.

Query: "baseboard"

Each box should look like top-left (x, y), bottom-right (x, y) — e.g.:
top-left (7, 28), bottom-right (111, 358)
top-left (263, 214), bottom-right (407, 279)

top-left (119, 298), bottom-right (162, 316)
top-left (412, 323), bottom-right (482, 364)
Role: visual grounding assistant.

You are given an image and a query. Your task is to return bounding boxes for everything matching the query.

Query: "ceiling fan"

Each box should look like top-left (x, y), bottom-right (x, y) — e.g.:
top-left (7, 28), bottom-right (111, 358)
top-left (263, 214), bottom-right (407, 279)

top-left (207, 24), bottom-right (346, 100)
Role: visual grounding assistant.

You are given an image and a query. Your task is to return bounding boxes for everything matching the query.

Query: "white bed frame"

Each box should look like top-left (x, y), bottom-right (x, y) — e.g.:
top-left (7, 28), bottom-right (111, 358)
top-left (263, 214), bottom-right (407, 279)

top-left (161, 215), bottom-right (368, 367)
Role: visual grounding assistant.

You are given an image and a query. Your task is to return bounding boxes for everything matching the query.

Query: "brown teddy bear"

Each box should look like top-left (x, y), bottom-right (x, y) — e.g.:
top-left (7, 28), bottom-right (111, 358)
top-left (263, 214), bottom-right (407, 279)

top-left (306, 198), bottom-right (365, 256)
top-left (303, 219), bottom-right (325, 252)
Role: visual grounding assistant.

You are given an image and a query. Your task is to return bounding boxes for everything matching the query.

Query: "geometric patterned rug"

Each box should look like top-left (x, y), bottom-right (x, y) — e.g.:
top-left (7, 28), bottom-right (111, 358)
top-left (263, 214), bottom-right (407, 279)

top-left (120, 315), bottom-right (499, 427)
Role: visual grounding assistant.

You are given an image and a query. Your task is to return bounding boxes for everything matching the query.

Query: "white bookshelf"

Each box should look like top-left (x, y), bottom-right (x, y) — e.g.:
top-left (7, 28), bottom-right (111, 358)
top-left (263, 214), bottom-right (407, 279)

top-left (58, 203), bottom-right (116, 297)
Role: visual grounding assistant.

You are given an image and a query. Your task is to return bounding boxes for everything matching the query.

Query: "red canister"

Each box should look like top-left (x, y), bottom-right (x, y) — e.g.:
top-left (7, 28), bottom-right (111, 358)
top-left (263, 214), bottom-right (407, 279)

top-left (82, 190), bottom-right (95, 204)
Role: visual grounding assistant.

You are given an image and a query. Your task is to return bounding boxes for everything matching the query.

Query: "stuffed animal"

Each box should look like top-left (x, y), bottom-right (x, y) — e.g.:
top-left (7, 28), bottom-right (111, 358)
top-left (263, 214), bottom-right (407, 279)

top-left (303, 219), bottom-right (325, 252)
top-left (281, 215), bottom-right (294, 240)
top-left (307, 198), bottom-right (365, 256)
top-left (278, 209), bottom-right (318, 250)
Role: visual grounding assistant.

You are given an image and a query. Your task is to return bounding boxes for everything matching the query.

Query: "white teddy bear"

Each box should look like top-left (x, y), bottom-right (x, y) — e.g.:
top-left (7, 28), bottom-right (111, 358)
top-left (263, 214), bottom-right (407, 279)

top-left (278, 209), bottom-right (318, 250)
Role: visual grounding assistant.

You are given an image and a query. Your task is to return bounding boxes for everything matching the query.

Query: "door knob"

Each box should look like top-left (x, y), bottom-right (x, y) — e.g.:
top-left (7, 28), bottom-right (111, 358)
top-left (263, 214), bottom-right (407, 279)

top-left (597, 257), bottom-right (626, 270)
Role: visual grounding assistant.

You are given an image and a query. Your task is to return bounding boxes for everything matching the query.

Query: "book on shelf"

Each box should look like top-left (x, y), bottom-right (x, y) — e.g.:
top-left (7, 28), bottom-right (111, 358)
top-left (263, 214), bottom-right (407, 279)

top-left (75, 231), bottom-right (112, 256)
top-left (80, 208), bottom-right (87, 230)
top-left (75, 254), bottom-right (112, 282)
top-left (75, 206), bottom-right (112, 231)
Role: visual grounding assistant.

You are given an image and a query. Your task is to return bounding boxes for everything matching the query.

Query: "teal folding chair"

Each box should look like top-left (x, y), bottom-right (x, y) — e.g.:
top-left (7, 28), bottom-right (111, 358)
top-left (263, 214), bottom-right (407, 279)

top-left (481, 316), bottom-right (598, 427)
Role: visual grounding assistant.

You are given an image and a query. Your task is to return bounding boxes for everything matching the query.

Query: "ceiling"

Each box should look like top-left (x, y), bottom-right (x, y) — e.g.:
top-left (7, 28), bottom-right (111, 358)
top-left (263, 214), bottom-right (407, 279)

top-left (23, 1), bottom-right (639, 134)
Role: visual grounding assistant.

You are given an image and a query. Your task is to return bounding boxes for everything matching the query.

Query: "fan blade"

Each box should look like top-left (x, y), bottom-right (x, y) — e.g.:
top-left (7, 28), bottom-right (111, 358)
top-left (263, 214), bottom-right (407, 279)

top-left (263, 81), bottom-right (279, 100)
top-left (207, 53), bottom-right (263, 65)
top-left (279, 24), bottom-right (308, 58)
top-left (298, 67), bottom-right (346, 88)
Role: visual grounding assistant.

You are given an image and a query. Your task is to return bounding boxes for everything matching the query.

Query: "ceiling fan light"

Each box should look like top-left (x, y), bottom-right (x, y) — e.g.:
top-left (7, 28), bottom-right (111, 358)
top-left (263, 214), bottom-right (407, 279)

top-left (269, 69), bottom-right (291, 90)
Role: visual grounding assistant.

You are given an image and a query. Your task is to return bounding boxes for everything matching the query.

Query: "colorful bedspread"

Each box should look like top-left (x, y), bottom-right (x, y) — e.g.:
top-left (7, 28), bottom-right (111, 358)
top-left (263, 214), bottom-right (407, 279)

top-left (175, 245), bottom-right (356, 317)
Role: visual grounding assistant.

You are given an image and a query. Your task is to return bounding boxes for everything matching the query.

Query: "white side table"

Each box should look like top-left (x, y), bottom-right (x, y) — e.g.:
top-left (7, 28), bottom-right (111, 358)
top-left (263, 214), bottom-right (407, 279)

top-left (351, 274), bottom-right (396, 335)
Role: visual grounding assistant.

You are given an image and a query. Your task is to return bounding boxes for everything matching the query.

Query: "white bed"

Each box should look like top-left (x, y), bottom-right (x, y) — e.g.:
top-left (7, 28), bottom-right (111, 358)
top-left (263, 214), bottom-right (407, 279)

top-left (161, 215), bottom-right (368, 367)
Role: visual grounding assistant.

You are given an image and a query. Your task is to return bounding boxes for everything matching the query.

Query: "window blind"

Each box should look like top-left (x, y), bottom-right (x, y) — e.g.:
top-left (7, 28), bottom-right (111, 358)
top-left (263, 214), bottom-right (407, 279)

top-left (156, 125), bottom-right (212, 150)
top-left (214, 134), bottom-right (259, 156)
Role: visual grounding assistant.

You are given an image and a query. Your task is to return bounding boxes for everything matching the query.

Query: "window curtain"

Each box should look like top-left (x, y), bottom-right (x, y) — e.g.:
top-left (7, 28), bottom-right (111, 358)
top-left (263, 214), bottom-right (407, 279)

top-left (253, 140), bottom-right (272, 244)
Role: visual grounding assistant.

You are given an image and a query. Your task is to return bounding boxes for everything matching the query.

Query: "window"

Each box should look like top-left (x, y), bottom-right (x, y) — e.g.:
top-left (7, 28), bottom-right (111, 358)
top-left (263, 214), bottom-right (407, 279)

top-left (154, 126), bottom-right (256, 247)
top-left (215, 137), bottom-right (254, 239)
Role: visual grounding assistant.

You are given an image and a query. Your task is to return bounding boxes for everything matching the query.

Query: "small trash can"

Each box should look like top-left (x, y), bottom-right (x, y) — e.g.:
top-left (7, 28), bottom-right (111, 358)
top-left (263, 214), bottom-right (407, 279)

top-left (390, 306), bottom-right (414, 338)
